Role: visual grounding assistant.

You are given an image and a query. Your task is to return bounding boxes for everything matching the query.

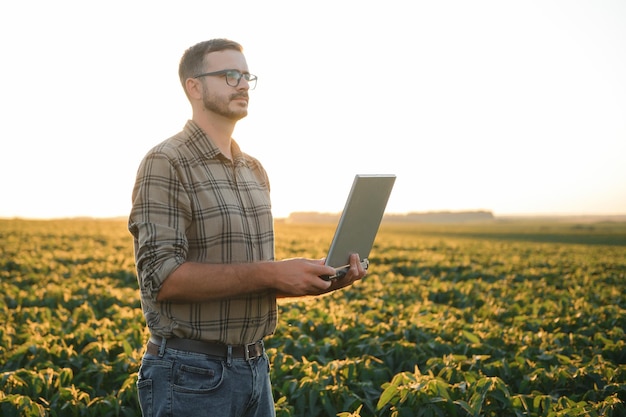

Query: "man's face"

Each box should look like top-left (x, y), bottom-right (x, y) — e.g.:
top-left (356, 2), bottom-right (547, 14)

top-left (199, 50), bottom-right (251, 121)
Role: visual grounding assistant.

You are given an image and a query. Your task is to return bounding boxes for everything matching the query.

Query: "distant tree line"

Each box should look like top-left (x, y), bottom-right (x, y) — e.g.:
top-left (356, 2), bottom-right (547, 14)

top-left (284, 210), bottom-right (495, 224)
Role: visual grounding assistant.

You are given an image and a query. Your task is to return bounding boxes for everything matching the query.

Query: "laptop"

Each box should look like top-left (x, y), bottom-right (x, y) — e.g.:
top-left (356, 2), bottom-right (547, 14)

top-left (322, 174), bottom-right (396, 280)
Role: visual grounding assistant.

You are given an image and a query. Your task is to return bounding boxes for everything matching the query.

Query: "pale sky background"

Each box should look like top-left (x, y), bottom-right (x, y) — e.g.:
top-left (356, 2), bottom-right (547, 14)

top-left (1, 0), bottom-right (625, 219)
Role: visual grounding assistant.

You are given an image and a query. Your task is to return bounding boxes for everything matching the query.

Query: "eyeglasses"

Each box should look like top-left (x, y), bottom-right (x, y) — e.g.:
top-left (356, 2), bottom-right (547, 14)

top-left (194, 69), bottom-right (257, 90)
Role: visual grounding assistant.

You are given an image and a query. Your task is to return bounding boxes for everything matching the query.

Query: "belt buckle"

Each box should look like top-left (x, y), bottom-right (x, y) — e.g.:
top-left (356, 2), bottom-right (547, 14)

top-left (244, 340), bottom-right (262, 361)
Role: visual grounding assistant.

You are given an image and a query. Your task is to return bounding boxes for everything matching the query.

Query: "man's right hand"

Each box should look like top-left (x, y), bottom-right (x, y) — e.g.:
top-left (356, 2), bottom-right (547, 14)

top-left (271, 258), bottom-right (336, 296)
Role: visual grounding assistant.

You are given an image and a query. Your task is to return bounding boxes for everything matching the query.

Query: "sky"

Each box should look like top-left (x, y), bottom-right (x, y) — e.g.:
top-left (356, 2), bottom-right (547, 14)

top-left (1, 0), bottom-right (625, 219)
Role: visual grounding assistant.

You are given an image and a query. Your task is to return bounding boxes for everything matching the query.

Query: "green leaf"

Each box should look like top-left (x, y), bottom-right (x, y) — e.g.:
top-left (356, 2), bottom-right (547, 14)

top-left (462, 330), bottom-right (481, 344)
top-left (377, 384), bottom-right (399, 410)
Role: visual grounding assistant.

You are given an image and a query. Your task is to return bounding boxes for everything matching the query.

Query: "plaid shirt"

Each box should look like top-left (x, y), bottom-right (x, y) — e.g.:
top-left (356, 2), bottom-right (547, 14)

top-left (129, 120), bottom-right (276, 345)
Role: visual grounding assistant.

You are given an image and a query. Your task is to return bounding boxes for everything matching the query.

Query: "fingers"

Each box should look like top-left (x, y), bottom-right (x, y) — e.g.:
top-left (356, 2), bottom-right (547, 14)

top-left (348, 253), bottom-right (367, 280)
top-left (327, 254), bottom-right (366, 291)
top-left (275, 256), bottom-right (365, 296)
top-left (315, 277), bottom-right (333, 292)
top-left (276, 258), bottom-right (334, 296)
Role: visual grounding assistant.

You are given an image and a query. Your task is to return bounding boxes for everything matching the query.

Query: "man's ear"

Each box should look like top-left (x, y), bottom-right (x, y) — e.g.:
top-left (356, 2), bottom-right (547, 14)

top-left (185, 78), bottom-right (203, 100)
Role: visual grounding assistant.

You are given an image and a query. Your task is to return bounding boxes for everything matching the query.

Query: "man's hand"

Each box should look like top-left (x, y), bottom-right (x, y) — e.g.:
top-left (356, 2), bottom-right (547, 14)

top-left (272, 258), bottom-right (335, 296)
top-left (273, 253), bottom-right (366, 297)
top-left (324, 253), bottom-right (368, 293)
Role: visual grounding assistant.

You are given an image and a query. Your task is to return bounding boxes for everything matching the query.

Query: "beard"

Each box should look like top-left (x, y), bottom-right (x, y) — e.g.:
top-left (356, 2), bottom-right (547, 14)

top-left (201, 88), bottom-right (249, 121)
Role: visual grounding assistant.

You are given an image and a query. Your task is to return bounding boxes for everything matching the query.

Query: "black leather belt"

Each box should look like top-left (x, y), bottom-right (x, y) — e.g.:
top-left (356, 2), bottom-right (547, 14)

top-left (147, 336), bottom-right (264, 360)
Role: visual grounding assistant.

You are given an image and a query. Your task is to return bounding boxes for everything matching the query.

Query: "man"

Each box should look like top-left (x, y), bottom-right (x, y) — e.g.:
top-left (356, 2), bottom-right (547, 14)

top-left (128, 38), bottom-right (366, 417)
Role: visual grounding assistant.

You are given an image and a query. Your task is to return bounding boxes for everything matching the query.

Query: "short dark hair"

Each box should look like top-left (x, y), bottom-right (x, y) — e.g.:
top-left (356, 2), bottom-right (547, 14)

top-left (178, 39), bottom-right (244, 96)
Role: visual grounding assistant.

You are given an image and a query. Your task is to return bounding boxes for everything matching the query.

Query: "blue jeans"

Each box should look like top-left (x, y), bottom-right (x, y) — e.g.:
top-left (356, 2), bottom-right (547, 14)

top-left (137, 346), bottom-right (276, 417)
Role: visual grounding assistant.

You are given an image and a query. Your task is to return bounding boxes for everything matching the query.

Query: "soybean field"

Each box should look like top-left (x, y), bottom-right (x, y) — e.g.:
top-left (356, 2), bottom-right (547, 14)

top-left (1, 218), bottom-right (625, 416)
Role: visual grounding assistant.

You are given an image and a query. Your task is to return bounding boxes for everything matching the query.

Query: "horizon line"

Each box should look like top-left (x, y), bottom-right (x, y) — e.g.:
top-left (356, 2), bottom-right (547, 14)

top-left (2, 210), bottom-right (626, 222)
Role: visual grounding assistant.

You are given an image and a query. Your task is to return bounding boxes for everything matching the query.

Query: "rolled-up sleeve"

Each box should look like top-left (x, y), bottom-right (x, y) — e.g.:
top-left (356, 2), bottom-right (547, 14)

top-left (129, 149), bottom-right (191, 302)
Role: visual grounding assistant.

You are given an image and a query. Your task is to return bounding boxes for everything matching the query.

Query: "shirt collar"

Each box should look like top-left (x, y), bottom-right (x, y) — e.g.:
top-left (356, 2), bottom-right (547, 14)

top-left (183, 120), bottom-right (245, 164)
